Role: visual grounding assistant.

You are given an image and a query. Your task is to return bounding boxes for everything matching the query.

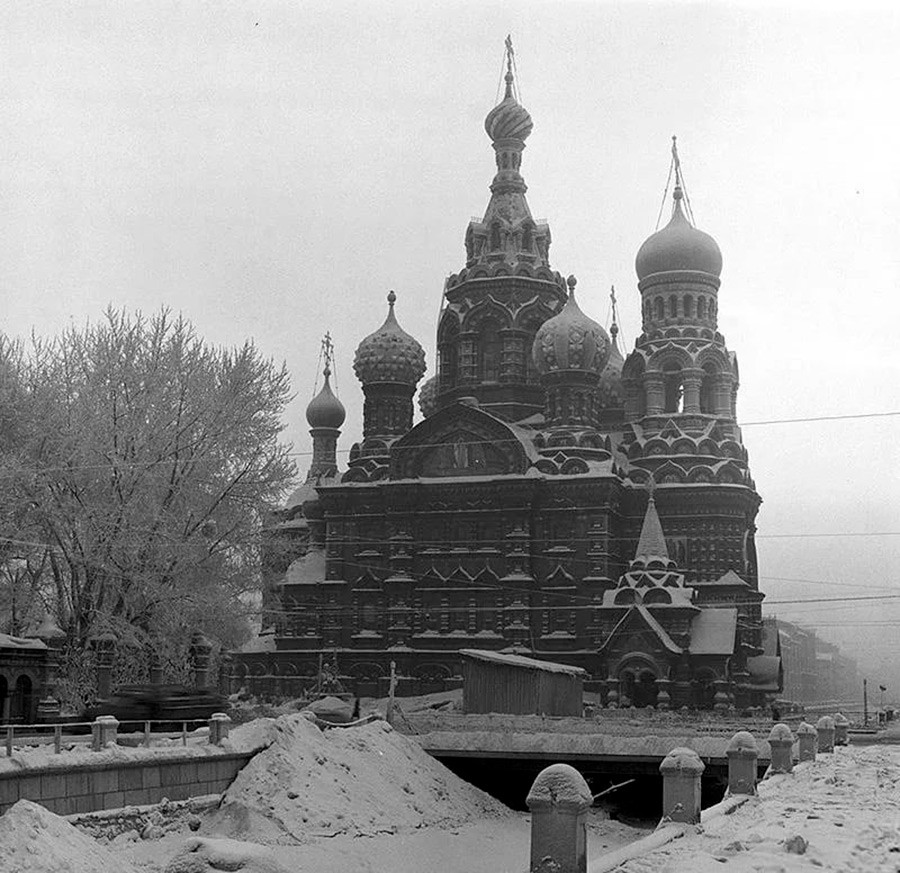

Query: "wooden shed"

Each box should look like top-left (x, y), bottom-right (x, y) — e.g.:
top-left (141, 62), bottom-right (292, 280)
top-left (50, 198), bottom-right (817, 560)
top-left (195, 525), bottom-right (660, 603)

top-left (459, 649), bottom-right (586, 716)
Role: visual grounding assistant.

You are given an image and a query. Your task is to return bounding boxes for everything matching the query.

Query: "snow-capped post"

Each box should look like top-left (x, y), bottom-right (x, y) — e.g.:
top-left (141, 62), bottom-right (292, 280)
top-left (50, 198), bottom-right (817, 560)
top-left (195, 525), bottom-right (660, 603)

top-left (797, 722), bottom-right (817, 762)
top-left (833, 712), bottom-right (849, 746)
top-left (209, 712), bottom-right (232, 746)
top-left (767, 724), bottom-right (794, 774)
top-left (91, 715), bottom-right (119, 751)
top-left (659, 747), bottom-right (704, 824)
top-left (816, 716), bottom-right (836, 753)
top-left (725, 731), bottom-right (758, 795)
top-left (526, 763), bottom-right (592, 873)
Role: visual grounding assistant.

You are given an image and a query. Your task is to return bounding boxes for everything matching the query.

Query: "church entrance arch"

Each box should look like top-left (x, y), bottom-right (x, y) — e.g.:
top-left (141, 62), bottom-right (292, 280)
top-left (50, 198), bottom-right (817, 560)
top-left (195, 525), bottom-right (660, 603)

top-left (617, 656), bottom-right (661, 708)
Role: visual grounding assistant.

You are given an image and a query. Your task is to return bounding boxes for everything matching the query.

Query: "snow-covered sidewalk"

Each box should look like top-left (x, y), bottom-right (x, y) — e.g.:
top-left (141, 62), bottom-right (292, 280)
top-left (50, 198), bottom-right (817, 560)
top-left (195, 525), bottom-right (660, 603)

top-left (615, 744), bottom-right (900, 872)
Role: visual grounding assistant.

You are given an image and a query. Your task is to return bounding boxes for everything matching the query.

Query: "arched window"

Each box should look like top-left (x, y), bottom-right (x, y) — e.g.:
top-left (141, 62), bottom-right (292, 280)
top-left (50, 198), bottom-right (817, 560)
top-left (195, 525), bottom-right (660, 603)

top-left (684, 295), bottom-right (694, 318)
top-left (700, 362), bottom-right (718, 414)
top-left (438, 320), bottom-right (459, 390)
top-left (490, 223), bottom-right (501, 251)
top-left (480, 319), bottom-right (501, 382)
top-left (522, 224), bottom-right (533, 252)
top-left (655, 297), bottom-right (665, 321)
top-left (668, 295), bottom-right (678, 319)
top-left (663, 361), bottom-right (684, 413)
top-left (698, 296), bottom-right (707, 319)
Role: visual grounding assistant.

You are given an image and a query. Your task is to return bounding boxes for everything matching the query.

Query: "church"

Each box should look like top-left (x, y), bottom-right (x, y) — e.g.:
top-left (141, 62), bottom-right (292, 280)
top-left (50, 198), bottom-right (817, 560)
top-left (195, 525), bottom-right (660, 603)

top-left (242, 48), bottom-right (781, 711)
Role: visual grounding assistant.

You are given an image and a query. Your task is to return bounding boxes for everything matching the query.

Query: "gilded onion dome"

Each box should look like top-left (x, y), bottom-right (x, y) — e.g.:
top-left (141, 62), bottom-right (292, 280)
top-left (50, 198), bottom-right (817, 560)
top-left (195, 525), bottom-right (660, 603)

top-left (532, 276), bottom-right (611, 376)
top-left (306, 365), bottom-right (345, 429)
top-left (484, 69), bottom-right (533, 143)
top-left (635, 186), bottom-right (723, 281)
top-left (353, 291), bottom-right (426, 386)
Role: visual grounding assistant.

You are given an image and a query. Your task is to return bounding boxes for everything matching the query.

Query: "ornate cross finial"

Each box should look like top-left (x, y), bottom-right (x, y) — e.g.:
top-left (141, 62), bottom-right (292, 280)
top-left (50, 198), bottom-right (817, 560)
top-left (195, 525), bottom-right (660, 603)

top-left (609, 285), bottom-right (619, 341)
top-left (321, 332), bottom-right (334, 378)
top-left (503, 35), bottom-right (517, 100)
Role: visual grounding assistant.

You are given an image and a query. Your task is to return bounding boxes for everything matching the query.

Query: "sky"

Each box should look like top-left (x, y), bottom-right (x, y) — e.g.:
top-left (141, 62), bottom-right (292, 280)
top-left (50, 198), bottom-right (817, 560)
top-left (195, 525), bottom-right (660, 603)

top-left (1, 1), bottom-right (899, 682)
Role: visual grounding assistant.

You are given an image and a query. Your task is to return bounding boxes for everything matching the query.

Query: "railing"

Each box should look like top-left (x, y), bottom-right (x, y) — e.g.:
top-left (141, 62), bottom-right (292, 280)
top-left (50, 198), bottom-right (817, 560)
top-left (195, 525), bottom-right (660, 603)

top-left (3, 713), bottom-right (231, 757)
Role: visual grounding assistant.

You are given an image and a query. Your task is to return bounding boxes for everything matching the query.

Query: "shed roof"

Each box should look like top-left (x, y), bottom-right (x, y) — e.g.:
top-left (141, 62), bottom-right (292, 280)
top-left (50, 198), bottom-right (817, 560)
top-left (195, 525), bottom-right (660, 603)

top-left (0, 633), bottom-right (46, 651)
top-left (689, 608), bottom-right (737, 655)
top-left (459, 649), bottom-right (587, 676)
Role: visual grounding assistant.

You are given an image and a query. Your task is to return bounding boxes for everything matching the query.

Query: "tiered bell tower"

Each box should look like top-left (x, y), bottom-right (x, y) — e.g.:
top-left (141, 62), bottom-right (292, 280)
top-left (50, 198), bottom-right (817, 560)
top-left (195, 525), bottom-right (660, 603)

top-left (435, 41), bottom-right (568, 422)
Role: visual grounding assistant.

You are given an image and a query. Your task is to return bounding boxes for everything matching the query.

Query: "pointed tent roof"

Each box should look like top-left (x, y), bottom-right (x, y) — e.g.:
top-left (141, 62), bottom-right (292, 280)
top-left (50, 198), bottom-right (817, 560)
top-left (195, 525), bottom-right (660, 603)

top-left (635, 495), bottom-right (669, 561)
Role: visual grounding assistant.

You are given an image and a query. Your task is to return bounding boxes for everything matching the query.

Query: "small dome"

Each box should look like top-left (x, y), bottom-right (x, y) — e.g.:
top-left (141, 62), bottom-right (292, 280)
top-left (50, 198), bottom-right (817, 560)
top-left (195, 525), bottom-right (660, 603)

top-left (532, 277), bottom-right (611, 376)
top-left (306, 367), bottom-right (345, 429)
top-left (599, 326), bottom-right (625, 403)
top-left (418, 375), bottom-right (438, 418)
top-left (353, 291), bottom-right (426, 387)
top-left (484, 72), bottom-right (533, 142)
top-left (635, 187), bottom-right (722, 281)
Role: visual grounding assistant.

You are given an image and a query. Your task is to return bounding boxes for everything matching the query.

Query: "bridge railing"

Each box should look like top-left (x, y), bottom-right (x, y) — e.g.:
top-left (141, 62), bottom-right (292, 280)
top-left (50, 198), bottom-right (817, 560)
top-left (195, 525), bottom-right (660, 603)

top-left (3, 712), bottom-right (232, 757)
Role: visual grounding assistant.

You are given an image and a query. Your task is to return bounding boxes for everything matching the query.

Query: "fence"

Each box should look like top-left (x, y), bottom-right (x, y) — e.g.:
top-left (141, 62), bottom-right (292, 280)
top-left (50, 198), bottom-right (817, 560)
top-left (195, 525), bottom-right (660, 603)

top-left (3, 712), bottom-right (232, 757)
top-left (525, 713), bottom-right (845, 873)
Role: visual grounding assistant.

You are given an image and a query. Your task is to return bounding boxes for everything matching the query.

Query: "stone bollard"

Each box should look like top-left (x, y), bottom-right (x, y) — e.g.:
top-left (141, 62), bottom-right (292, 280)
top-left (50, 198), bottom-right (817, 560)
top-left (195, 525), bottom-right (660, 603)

top-left (526, 763), bottom-right (592, 873)
top-left (833, 712), bottom-right (849, 746)
top-left (725, 731), bottom-right (758, 795)
top-left (659, 747), bottom-right (705, 824)
top-left (797, 722), bottom-right (817, 762)
top-left (767, 723), bottom-right (794, 774)
top-left (209, 712), bottom-right (232, 746)
top-left (816, 716), bottom-right (836, 753)
top-left (91, 715), bottom-right (119, 751)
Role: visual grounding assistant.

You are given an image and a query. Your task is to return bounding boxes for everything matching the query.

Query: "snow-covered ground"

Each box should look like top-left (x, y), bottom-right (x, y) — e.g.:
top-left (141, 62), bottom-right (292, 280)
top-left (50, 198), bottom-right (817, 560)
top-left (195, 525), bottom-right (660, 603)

top-left (616, 744), bottom-right (900, 873)
top-left (3, 711), bottom-right (898, 873)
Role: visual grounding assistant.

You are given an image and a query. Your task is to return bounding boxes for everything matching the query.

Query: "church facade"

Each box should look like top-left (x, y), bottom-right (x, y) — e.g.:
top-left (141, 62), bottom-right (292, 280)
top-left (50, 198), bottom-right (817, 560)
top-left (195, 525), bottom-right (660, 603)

top-left (242, 54), bottom-right (780, 711)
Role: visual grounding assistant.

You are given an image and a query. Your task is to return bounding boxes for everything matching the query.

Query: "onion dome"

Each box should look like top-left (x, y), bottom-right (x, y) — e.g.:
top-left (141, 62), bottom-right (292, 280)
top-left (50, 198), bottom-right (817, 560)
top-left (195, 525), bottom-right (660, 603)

top-left (306, 365), bottom-right (345, 429)
top-left (353, 291), bottom-right (426, 386)
top-left (418, 375), bottom-right (437, 418)
top-left (599, 325), bottom-right (624, 398)
top-left (484, 69), bottom-right (533, 143)
top-left (532, 276), bottom-right (611, 376)
top-left (635, 186), bottom-right (722, 281)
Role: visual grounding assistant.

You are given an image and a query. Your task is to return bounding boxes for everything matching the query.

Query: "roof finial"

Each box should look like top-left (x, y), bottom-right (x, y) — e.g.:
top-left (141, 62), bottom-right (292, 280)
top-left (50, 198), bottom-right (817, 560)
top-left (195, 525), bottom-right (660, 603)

top-left (504, 35), bottom-right (515, 99)
top-left (609, 285), bottom-right (619, 342)
top-left (322, 331), bottom-right (335, 380)
top-left (566, 274), bottom-right (577, 299)
top-left (387, 289), bottom-right (396, 310)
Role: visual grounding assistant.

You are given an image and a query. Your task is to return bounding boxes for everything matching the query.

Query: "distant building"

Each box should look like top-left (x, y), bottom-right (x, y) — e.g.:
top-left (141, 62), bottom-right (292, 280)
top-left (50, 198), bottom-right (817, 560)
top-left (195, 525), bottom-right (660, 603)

top-left (771, 618), bottom-right (860, 705)
top-left (238, 46), bottom-right (778, 710)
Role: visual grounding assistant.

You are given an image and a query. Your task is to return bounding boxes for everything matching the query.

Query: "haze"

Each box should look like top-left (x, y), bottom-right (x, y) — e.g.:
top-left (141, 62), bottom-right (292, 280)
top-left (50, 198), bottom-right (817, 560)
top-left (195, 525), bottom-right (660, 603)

top-left (1, 2), bottom-right (898, 687)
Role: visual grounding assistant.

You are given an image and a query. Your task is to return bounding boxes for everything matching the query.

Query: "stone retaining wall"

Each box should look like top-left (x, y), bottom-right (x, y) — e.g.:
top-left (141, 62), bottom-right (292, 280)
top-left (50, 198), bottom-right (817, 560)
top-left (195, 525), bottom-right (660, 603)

top-left (0, 751), bottom-right (254, 816)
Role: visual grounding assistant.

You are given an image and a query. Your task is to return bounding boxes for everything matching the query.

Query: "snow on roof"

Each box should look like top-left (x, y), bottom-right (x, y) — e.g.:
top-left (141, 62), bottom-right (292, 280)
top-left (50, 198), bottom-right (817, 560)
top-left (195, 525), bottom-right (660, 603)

top-left (689, 608), bottom-right (737, 655)
top-left (0, 633), bottom-right (47, 650)
top-left (459, 649), bottom-right (586, 676)
top-left (285, 548), bottom-right (327, 585)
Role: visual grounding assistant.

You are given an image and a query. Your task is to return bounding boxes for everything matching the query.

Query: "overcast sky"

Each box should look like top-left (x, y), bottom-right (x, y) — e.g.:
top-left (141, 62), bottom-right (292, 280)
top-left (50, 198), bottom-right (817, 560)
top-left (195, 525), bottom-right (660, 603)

top-left (2, 2), bottom-right (899, 682)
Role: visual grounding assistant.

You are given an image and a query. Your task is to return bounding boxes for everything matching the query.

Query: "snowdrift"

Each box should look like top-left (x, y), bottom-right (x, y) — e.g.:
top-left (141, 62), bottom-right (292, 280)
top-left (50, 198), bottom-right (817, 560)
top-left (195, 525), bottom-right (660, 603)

top-left (207, 713), bottom-right (510, 844)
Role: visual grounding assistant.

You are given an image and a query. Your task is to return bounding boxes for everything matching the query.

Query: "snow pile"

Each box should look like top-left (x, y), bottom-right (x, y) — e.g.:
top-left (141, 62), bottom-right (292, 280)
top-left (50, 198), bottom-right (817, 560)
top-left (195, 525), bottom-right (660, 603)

top-left (208, 713), bottom-right (511, 844)
top-left (164, 836), bottom-right (289, 873)
top-left (617, 744), bottom-right (900, 872)
top-left (0, 799), bottom-right (139, 873)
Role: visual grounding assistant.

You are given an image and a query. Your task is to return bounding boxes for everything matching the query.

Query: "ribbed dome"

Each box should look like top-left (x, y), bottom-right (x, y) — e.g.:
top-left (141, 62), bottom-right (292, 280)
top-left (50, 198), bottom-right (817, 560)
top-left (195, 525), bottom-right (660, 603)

top-left (484, 72), bottom-right (533, 142)
top-left (306, 367), bottom-right (345, 429)
top-left (353, 291), bottom-right (426, 386)
top-left (532, 277), bottom-right (611, 376)
top-left (418, 375), bottom-right (437, 419)
top-left (635, 187), bottom-right (722, 281)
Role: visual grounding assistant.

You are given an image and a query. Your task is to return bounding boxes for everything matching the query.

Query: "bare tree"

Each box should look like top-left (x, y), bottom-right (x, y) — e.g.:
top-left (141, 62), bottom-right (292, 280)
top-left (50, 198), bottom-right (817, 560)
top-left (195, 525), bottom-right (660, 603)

top-left (0, 309), bottom-right (296, 676)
